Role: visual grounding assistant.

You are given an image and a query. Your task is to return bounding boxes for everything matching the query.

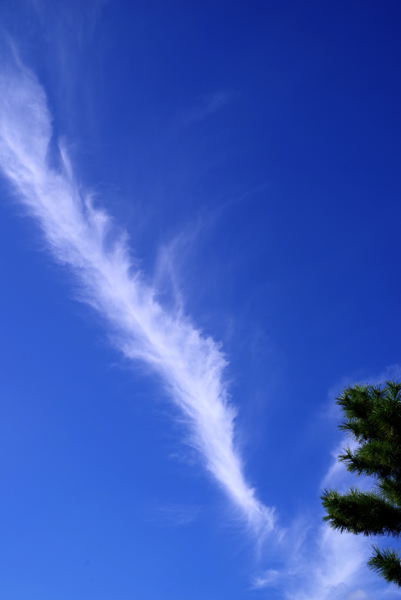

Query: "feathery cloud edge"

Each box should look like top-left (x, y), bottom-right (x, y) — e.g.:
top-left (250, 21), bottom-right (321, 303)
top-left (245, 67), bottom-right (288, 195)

top-left (0, 57), bottom-right (274, 536)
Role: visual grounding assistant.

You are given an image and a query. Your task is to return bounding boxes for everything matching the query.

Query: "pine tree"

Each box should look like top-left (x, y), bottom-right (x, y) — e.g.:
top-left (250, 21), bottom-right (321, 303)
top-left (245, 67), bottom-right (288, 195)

top-left (321, 381), bottom-right (401, 587)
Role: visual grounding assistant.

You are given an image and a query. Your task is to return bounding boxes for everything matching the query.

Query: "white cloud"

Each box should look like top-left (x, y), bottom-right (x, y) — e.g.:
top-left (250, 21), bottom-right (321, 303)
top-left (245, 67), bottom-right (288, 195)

top-left (0, 57), bottom-right (274, 535)
top-left (182, 91), bottom-right (230, 124)
top-left (253, 521), bottom-right (371, 599)
top-left (320, 437), bottom-right (375, 498)
top-left (369, 364), bottom-right (401, 386)
top-left (320, 438), bottom-right (361, 492)
top-left (252, 569), bottom-right (280, 589)
top-left (145, 502), bottom-right (201, 527)
top-left (346, 590), bottom-right (372, 600)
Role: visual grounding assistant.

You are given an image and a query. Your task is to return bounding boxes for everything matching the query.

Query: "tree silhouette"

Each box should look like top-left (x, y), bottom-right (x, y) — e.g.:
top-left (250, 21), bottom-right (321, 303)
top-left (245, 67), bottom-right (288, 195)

top-left (322, 381), bottom-right (401, 587)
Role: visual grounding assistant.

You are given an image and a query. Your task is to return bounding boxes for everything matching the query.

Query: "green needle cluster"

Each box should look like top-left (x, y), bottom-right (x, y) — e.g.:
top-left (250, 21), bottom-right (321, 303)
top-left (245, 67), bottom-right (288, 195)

top-left (322, 381), bottom-right (401, 587)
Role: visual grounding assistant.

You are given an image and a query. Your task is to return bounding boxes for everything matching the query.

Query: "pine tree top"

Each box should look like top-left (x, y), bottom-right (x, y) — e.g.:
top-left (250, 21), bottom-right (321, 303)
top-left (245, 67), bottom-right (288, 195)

top-left (321, 380), bottom-right (401, 588)
top-left (337, 381), bottom-right (401, 484)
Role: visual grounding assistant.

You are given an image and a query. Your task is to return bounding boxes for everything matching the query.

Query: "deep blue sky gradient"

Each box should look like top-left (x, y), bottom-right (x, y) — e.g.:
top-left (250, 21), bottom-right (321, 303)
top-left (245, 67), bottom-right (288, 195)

top-left (0, 1), bottom-right (401, 598)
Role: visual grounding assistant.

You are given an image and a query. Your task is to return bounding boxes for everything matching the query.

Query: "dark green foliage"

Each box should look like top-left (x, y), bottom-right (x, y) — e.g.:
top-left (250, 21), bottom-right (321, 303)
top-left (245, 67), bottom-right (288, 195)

top-left (322, 488), bottom-right (401, 536)
top-left (368, 546), bottom-right (401, 587)
top-left (321, 381), bottom-right (401, 587)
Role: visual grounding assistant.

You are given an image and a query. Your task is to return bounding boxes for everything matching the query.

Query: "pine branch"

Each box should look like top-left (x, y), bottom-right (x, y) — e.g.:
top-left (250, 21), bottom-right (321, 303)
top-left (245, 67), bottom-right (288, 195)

top-left (368, 545), bottom-right (401, 587)
top-left (322, 380), bottom-right (401, 589)
top-left (339, 441), bottom-right (401, 480)
top-left (321, 488), bottom-right (401, 536)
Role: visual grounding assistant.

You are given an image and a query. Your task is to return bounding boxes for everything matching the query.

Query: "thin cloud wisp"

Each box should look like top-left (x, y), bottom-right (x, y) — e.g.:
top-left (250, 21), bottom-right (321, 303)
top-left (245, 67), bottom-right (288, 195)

top-left (0, 60), bottom-right (273, 535)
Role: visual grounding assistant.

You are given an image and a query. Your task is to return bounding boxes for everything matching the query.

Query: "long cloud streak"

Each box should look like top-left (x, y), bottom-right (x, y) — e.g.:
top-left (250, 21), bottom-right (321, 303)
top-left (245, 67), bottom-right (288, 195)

top-left (0, 59), bottom-right (273, 534)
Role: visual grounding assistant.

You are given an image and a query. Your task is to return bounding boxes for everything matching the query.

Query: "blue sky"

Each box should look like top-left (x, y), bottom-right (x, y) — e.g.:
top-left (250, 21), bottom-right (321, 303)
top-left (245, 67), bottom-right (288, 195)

top-left (0, 1), bottom-right (401, 599)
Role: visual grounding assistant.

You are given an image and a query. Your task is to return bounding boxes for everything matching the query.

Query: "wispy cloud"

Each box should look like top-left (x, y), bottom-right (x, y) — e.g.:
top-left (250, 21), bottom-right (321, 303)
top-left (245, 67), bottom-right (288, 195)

top-left (252, 568), bottom-right (280, 589)
top-left (145, 502), bottom-right (201, 527)
top-left (253, 516), bottom-right (372, 599)
top-left (0, 56), bottom-right (273, 535)
top-left (282, 524), bottom-right (372, 600)
top-left (320, 438), bottom-right (361, 492)
top-left (182, 91), bottom-right (231, 125)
